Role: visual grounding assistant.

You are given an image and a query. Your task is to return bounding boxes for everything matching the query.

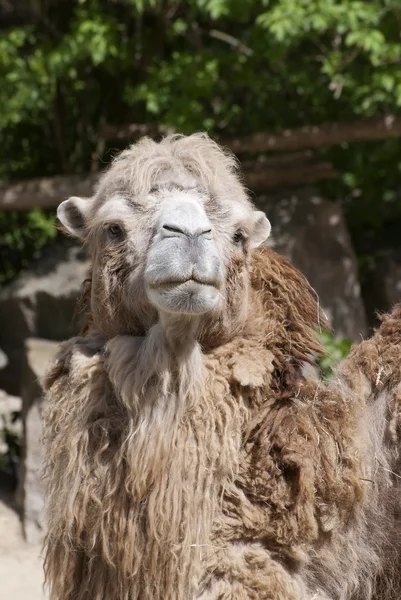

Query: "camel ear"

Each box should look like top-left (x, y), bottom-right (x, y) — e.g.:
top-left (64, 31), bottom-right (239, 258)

top-left (57, 196), bottom-right (93, 239)
top-left (250, 211), bottom-right (271, 248)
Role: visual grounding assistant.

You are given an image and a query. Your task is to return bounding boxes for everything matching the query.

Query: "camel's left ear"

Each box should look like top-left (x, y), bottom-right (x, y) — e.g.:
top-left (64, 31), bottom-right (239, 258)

top-left (250, 211), bottom-right (271, 248)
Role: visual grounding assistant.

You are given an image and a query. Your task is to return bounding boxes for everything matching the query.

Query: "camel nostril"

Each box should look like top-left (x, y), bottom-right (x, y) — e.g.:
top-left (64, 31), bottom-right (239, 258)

top-left (162, 224), bottom-right (186, 236)
top-left (162, 224), bottom-right (213, 239)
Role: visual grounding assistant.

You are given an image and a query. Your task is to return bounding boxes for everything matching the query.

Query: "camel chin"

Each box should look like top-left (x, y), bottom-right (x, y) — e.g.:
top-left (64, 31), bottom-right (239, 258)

top-left (146, 279), bottom-right (221, 315)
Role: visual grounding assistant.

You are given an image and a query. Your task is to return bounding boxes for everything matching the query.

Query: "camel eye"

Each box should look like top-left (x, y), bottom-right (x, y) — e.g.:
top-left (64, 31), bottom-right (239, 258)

top-left (107, 224), bottom-right (123, 239)
top-left (233, 229), bottom-right (245, 246)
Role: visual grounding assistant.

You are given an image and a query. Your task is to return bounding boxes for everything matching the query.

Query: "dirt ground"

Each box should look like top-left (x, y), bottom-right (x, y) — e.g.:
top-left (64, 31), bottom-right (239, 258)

top-left (0, 485), bottom-right (46, 600)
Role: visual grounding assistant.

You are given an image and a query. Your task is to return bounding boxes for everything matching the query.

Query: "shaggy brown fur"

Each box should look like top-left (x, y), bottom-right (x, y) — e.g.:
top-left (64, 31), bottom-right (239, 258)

top-left (43, 134), bottom-right (401, 600)
top-left (43, 248), bottom-right (401, 600)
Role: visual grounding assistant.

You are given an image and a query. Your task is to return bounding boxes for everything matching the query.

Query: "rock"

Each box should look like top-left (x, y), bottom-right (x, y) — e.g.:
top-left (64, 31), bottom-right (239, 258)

top-left (0, 239), bottom-right (89, 395)
top-left (362, 249), bottom-right (401, 328)
top-left (258, 187), bottom-right (368, 340)
top-left (17, 338), bottom-right (59, 544)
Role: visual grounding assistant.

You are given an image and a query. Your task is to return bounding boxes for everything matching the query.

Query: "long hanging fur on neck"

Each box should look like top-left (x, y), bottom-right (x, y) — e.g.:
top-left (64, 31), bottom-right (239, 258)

top-left (43, 247), bottom-right (401, 600)
top-left (42, 247), bottom-right (327, 600)
top-left (43, 332), bottom-right (245, 599)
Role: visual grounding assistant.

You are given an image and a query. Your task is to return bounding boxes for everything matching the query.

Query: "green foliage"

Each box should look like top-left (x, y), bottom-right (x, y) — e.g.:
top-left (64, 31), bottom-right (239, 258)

top-left (1, 0), bottom-right (401, 170)
top-left (318, 331), bottom-right (353, 379)
top-left (1, 0), bottom-right (401, 283)
top-left (0, 210), bottom-right (56, 284)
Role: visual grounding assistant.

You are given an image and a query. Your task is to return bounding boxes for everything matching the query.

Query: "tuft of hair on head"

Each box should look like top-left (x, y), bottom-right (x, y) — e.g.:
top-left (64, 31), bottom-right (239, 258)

top-left (94, 132), bottom-right (249, 206)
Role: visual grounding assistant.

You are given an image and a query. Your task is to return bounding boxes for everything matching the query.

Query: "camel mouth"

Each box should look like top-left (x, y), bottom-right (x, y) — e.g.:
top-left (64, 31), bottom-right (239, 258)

top-left (146, 277), bottom-right (222, 315)
top-left (148, 277), bottom-right (221, 290)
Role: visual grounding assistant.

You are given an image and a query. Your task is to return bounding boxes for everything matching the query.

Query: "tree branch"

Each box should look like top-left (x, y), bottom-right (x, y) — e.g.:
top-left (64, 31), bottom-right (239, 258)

top-left (100, 116), bottom-right (401, 154)
top-left (208, 30), bottom-right (253, 56)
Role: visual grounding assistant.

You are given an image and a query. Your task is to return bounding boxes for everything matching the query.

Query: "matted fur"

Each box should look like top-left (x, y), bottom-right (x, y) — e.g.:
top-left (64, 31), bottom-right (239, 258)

top-left (43, 250), bottom-right (401, 600)
top-left (43, 134), bottom-right (401, 600)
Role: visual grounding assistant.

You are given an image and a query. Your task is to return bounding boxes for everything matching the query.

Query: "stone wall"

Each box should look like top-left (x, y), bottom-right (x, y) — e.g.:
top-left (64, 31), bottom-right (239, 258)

top-left (17, 338), bottom-right (59, 544)
top-left (0, 240), bottom-right (89, 542)
top-left (258, 187), bottom-right (368, 340)
top-left (0, 240), bottom-right (89, 395)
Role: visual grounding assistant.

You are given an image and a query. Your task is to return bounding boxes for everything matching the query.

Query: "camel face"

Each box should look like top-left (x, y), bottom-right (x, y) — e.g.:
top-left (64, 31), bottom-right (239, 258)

top-left (144, 188), bottom-right (223, 315)
top-left (56, 134), bottom-right (271, 337)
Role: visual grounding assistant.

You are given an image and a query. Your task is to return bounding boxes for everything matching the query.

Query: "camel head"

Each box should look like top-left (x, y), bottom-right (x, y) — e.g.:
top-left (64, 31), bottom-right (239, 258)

top-left (57, 133), bottom-right (271, 344)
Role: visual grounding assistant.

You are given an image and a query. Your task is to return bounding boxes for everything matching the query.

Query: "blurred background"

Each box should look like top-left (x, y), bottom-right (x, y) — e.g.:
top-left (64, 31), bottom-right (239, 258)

top-left (0, 0), bottom-right (401, 597)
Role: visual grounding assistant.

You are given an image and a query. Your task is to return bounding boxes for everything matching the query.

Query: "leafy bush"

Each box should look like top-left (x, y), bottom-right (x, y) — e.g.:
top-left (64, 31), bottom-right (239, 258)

top-left (318, 331), bottom-right (353, 379)
top-left (0, 210), bottom-right (56, 285)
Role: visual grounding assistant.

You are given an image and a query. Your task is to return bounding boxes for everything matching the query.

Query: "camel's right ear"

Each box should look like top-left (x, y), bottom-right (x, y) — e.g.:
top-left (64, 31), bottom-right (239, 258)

top-left (57, 196), bottom-right (93, 239)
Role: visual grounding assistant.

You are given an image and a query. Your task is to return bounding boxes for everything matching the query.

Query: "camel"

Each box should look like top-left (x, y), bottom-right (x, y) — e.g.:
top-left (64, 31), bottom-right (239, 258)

top-left (43, 133), bottom-right (401, 600)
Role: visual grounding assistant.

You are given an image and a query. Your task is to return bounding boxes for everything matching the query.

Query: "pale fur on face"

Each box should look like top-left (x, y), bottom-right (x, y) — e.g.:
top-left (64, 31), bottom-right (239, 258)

top-left (57, 133), bottom-right (271, 347)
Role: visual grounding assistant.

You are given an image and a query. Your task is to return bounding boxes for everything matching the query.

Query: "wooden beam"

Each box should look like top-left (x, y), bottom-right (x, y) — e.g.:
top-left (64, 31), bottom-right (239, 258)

top-left (0, 159), bottom-right (335, 211)
top-left (245, 161), bottom-right (335, 192)
top-left (0, 174), bottom-right (99, 211)
top-left (222, 116), bottom-right (401, 154)
top-left (101, 115), bottom-right (401, 154)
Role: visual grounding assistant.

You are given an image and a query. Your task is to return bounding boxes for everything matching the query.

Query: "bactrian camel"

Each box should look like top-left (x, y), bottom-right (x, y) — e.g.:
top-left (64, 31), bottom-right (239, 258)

top-left (43, 133), bottom-right (401, 600)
